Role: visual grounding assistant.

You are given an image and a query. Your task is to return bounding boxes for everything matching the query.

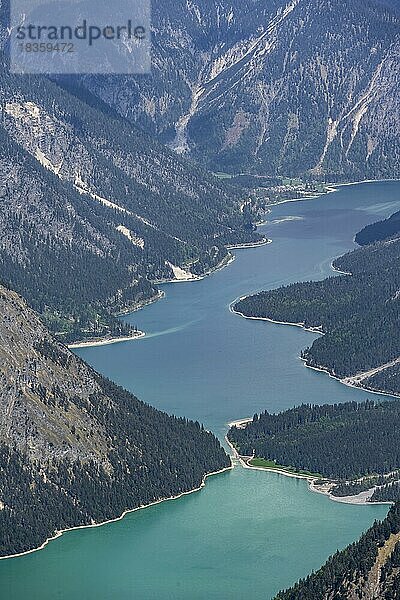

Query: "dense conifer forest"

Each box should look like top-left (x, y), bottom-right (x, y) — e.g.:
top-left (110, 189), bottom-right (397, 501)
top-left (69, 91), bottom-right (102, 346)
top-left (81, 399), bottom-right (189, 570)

top-left (330, 471), bottom-right (400, 498)
top-left (233, 216), bottom-right (400, 395)
top-left (228, 401), bottom-right (400, 480)
top-left (355, 209), bottom-right (400, 245)
top-left (0, 378), bottom-right (230, 557)
top-left (371, 482), bottom-right (400, 503)
top-left (274, 502), bottom-right (400, 599)
top-left (0, 55), bottom-right (259, 343)
top-left (0, 285), bottom-right (230, 557)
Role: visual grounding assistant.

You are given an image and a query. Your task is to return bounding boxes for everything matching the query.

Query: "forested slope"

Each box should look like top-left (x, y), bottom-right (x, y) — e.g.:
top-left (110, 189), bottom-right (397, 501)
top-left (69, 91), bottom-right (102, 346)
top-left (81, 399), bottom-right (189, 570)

top-left (0, 54), bottom-right (259, 343)
top-left (228, 401), bottom-right (400, 480)
top-left (355, 209), bottom-right (400, 245)
top-left (0, 285), bottom-right (230, 557)
top-left (274, 502), bottom-right (400, 600)
top-left (234, 224), bottom-right (400, 394)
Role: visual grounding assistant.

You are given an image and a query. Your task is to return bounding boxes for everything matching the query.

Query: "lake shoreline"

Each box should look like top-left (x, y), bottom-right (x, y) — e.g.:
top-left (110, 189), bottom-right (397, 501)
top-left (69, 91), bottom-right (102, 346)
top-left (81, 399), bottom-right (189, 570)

top-left (226, 432), bottom-right (318, 481)
top-left (69, 240), bottom-right (271, 349)
top-left (300, 359), bottom-right (400, 401)
top-left (67, 252), bottom-right (238, 349)
top-left (226, 423), bottom-right (393, 506)
top-left (230, 303), bottom-right (400, 400)
top-left (309, 480), bottom-right (393, 506)
top-left (68, 330), bottom-right (146, 349)
top-left (69, 177), bottom-right (395, 348)
top-left (0, 464), bottom-right (233, 562)
top-left (266, 178), bottom-right (399, 208)
top-left (116, 289), bottom-right (166, 316)
top-left (226, 238), bottom-right (271, 250)
top-left (230, 302), bottom-right (324, 335)
top-left (155, 238), bottom-right (271, 284)
top-left (154, 251), bottom-right (237, 285)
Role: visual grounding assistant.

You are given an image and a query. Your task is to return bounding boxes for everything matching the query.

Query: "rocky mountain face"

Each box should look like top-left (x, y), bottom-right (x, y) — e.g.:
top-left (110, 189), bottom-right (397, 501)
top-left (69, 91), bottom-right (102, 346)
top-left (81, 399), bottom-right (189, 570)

top-left (0, 53), bottom-right (259, 342)
top-left (0, 284), bottom-right (230, 557)
top-left (83, 0), bottom-right (400, 180)
top-left (0, 0), bottom-right (397, 342)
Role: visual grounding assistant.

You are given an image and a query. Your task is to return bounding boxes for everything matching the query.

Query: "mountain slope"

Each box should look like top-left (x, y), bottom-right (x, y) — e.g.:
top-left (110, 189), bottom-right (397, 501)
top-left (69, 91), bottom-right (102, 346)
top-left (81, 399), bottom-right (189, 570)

top-left (0, 284), bottom-right (230, 557)
top-left (233, 218), bottom-right (400, 395)
top-left (355, 209), bottom-right (400, 245)
top-left (274, 501), bottom-right (400, 599)
top-left (82, 0), bottom-right (400, 180)
top-left (0, 56), bottom-right (260, 342)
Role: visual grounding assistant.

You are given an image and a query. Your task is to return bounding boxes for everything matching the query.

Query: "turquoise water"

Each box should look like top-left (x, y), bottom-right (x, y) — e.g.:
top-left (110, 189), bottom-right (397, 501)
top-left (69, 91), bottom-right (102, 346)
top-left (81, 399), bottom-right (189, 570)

top-left (1, 181), bottom-right (399, 599)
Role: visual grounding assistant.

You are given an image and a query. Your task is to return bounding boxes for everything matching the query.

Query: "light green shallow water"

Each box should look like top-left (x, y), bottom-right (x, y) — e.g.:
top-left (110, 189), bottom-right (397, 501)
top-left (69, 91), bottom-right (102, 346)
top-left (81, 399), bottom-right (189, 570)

top-left (1, 181), bottom-right (399, 599)
top-left (0, 467), bottom-right (388, 600)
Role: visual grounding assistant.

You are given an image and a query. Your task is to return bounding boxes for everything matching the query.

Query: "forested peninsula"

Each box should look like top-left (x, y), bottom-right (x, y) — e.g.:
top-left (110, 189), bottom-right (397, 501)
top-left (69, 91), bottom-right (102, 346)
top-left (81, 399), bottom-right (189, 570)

top-left (228, 402), bottom-right (400, 502)
top-left (233, 210), bottom-right (400, 396)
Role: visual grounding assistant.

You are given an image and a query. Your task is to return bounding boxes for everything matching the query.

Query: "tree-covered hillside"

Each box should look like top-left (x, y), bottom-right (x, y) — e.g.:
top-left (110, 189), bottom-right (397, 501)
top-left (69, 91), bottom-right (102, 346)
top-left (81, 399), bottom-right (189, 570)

top-left (228, 401), bottom-right (400, 480)
top-left (0, 54), bottom-right (260, 343)
top-left (234, 222), bottom-right (400, 394)
top-left (355, 209), bottom-right (400, 245)
top-left (274, 502), bottom-right (400, 599)
top-left (0, 285), bottom-right (230, 557)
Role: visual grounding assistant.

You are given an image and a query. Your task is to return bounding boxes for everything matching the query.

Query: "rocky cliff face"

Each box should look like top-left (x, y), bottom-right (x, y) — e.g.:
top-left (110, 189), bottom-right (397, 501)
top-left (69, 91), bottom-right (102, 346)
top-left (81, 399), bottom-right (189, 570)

top-left (0, 286), bottom-right (111, 467)
top-left (83, 0), bottom-right (400, 180)
top-left (0, 285), bottom-right (230, 557)
top-left (0, 0), bottom-right (397, 342)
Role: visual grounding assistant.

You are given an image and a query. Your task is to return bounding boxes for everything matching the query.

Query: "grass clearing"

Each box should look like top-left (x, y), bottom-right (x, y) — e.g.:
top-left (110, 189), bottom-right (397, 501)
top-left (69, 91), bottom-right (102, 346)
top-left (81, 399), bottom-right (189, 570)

top-left (249, 457), bottom-right (322, 478)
